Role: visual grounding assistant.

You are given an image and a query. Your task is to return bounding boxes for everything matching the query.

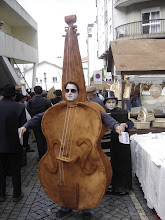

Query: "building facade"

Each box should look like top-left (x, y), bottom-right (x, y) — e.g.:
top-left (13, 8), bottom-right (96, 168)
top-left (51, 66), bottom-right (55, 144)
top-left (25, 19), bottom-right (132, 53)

top-left (96, 0), bottom-right (165, 84)
top-left (24, 61), bottom-right (62, 91)
top-left (86, 20), bottom-right (104, 86)
top-left (0, 0), bottom-right (39, 89)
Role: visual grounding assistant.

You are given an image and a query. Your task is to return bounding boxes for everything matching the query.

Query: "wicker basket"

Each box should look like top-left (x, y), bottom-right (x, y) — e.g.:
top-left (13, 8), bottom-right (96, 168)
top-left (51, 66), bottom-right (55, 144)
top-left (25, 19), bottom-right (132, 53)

top-left (137, 107), bottom-right (155, 122)
top-left (130, 112), bottom-right (138, 117)
top-left (134, 121), bottom-right (150, 129)
top-left (133, 107), bottom-right (151, 129)
top-left (152, 118), bottom-right (165, 128)
top-left (153, 109), bottom-right (163, 116)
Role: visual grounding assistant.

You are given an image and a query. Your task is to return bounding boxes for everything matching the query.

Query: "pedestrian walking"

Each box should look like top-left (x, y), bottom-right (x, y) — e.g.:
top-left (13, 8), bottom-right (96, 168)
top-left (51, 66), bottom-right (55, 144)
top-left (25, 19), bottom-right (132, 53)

top-left (27, 86), bottom-right (52, 160)
top-left (0, 85), bottom-right (26, 202)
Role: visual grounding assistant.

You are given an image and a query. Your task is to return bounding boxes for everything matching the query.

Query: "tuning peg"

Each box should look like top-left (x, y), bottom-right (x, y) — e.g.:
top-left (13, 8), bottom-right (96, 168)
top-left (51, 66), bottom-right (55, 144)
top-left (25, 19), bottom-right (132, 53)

top-left (72, 25), bottom-right (77, 29)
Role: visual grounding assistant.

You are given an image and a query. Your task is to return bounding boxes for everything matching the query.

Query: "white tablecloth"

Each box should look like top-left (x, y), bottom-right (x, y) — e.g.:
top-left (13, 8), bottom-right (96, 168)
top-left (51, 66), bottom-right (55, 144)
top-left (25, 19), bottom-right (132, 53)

top-left (130, 133), bottom-right (165, 220)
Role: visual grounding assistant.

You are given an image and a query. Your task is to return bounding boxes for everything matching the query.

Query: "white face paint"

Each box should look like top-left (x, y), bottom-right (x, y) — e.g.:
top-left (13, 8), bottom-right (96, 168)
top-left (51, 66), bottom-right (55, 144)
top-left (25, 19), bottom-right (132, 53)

top-left (65, 83), bottom-right (79, 102)
top-left (105, 99), bottom-right (117, 110)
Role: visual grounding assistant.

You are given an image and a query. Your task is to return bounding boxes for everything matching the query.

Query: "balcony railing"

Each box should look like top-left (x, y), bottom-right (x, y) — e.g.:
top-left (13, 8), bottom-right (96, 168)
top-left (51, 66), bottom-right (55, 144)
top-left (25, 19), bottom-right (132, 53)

top-left (116, 19), bottom-right (165, 39)
top-left (115, 0), bottom-right (152, 8)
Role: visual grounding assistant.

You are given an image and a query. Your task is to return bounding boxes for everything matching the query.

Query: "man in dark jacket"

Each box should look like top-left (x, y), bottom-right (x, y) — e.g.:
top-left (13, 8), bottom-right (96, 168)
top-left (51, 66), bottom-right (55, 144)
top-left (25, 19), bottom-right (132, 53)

top-left (86, 86), bottom-right (105, 109)
top-left (27, 86), bottom-right (52, 160)
top-left (51, 89), bottom-right (62, 105)
top-left (0, 85), bottom-right (26, 202)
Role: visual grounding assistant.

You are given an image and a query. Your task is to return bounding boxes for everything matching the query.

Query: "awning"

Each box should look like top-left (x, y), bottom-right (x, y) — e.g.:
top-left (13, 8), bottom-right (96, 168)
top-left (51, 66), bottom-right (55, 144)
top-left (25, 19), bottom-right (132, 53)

top-left (110, 39), bottom-right (165, 72)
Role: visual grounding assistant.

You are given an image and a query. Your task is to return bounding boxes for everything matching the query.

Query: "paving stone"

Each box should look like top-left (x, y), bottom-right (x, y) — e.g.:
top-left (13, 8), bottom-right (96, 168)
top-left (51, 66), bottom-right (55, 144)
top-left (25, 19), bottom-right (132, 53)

top-left (0, 138), bottom-right (160, 220)
top-left (16, 217), bottom-right (27, 220)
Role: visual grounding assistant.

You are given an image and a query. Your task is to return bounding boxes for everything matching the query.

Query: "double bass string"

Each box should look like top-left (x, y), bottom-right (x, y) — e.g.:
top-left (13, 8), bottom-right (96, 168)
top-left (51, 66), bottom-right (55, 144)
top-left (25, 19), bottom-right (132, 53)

top-left (59, 26), bottom-right (72, 184)
top-left (64, 106), bottom-right (77, 159)
top-left (65, 108), bottom-right (73, 156)
top-left (61, 106), bottom-right (71, 160)
top-left (62, 107), bottom-right (71, 183)
top-left (65, 27), bottom-right (70, 83)
top-left (68, 27), bottom-right (71, 81)
top-left (65, 26), bottom-right (77, 159)
top-left (68, 107), bottom-right (77, 158)
top-left (58, 105), bottom-right (69, 184)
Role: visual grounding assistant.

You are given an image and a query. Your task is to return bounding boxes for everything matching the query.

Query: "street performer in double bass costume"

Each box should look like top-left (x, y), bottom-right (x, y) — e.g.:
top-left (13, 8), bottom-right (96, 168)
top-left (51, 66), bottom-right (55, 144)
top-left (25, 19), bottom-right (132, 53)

top-left (19, 15), bottom-right (126, 220)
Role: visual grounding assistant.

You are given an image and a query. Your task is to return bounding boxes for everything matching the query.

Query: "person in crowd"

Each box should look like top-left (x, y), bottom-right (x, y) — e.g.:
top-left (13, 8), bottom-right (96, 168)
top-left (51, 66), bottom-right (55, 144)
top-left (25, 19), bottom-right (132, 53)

top-left (0, 88), bottom-right (3, 100)
top-left (0, 85), bottom-right (26, 202)
top-left (104, 91), bottom-right (134, 194)
top-left (27, 86), bottom-right (52, 160)
top-left (51, 89), bottom-right (62, 104)
top-left (132, 83), bottom-right (142, 107)
top-left (19, 81), bottom-right (125, 220)
top-left (97, 89), bottom-right (104, 101)
top-left (125, 77), bottom-right (133, 112)
top-left (15, 94), bottom-right (27, 166)
top-left (16, 94), bottom-right (34, 153)
top-left (86, 86), bottom-right (105, 109)
top-left (29, 91), bottom-right (35, 100)
top-left (102, 87), bottom-right (108, 99)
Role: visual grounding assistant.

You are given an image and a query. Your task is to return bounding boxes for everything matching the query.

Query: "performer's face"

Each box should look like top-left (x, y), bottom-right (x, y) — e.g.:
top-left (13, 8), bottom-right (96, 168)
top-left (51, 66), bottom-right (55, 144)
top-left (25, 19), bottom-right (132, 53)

top-left (65, 83), bottom-right (79, 102)
top-left (105, 99), bottom-right (116, 110)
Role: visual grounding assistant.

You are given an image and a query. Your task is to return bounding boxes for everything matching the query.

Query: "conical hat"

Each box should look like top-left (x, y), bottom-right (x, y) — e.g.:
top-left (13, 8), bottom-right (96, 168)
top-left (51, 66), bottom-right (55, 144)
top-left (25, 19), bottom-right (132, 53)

top-left (47, 87), bottom-right (56, 100)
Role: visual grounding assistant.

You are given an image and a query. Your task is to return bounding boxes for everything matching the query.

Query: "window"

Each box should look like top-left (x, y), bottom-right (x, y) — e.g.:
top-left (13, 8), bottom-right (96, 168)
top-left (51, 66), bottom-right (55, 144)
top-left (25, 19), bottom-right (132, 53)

top-left (52, 77), bottom-right (57, 83)
top-left (142, 8), bottom-right (160, 34)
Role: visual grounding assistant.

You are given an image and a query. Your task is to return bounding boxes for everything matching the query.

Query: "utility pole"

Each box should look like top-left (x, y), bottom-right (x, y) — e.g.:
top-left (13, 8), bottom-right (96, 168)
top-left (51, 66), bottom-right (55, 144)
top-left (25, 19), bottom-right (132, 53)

top-left (44, 72), bottom-right (47, 91)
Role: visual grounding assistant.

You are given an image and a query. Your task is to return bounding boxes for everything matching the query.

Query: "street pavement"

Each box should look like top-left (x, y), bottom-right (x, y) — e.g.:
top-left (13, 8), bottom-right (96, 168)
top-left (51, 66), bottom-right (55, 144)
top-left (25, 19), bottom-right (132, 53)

top-left (0, 138), bottom-right (158, 220)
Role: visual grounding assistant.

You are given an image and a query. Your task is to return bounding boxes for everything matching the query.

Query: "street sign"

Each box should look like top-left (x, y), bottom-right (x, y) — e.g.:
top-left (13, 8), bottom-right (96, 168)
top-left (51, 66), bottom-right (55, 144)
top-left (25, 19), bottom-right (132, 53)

top-left (93, 70), bottom-right (102, 84)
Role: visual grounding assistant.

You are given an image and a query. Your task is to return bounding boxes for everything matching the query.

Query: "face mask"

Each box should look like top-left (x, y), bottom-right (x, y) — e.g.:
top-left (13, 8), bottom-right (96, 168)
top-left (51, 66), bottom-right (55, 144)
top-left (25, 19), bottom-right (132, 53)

top-left (65, 84), bottom-right (79, 102)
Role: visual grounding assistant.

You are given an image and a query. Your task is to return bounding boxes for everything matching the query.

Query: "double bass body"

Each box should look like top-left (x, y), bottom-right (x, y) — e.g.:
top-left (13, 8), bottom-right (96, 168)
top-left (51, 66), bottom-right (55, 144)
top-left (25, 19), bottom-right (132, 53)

top-left (39, 15), bottom-right (112, 210)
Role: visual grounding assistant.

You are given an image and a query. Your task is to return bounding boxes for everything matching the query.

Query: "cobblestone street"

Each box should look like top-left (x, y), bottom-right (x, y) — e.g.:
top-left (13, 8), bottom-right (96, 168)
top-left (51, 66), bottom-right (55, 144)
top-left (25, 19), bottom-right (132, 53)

top-left (0, 138), bottom-right (158, 220)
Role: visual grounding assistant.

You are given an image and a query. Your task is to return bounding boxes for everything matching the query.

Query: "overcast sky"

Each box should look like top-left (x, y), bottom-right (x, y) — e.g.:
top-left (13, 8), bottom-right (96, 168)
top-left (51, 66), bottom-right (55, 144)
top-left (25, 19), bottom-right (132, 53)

top-left (17, 0), bottom-right (97, 64)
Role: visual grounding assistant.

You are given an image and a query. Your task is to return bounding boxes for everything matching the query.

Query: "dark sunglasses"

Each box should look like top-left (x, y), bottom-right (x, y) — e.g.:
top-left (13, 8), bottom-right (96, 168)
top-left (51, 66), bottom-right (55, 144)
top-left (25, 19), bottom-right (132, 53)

top-left (65, 89), bottom-right (77, 93)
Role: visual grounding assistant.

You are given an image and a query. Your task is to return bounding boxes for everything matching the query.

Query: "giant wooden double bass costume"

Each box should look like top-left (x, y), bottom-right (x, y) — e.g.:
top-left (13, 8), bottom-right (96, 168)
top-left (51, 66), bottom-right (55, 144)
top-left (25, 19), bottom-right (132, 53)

top-left (39, 15), bottom-right (112, 210)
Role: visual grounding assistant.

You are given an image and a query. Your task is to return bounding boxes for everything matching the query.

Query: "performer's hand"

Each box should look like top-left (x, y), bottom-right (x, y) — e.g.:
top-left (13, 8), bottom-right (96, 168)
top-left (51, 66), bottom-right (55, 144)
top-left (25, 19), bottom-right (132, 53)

top-left (18, 127), bottom-right (27, 136)
top-left (115, 125), bottom-right (124, 135)
top-left (120, 123), bottom-right (127, 131)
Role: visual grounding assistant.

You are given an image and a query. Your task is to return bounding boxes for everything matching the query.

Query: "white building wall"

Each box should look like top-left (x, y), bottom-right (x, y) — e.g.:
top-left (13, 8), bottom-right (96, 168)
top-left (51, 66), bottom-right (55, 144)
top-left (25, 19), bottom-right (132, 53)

top-left (82, 66), bottom-right (88, 86)
top-left (87, 22), bottom-right (103, 84)
top-left (113, 7), bottom-right (127, 39)
top-left (97, 0), bottom-right (165, 57)
top-left (107, 0), bottom-right (114, 41)
top-left (0, 0), bottom-right (38, 63)
top-left (97, 0), bottom-right (105, 57)
top-left (126, 0), bottom-right (165, 23)
top-left (0, 31), bottom-right (38, 63)
top-left (24, 62), bottom-right (62, 91)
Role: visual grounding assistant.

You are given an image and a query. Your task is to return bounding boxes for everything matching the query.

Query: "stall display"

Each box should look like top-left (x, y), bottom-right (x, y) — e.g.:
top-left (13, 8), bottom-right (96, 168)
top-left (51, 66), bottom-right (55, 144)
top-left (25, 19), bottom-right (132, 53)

top-left (149, 83), bottom-right (162, 98)
top-left (131, 107), bottom-right (155, 130)
top-left (131, 133), bottom-right (165, 220)
top-left (152, 118), bottom-right (165, 128)
top-left (123, 82), bottom-right (132, 100)
top-left (137, 107), bottom-right (155, 122)
top-left (110, 81), bottom-right (122, 100)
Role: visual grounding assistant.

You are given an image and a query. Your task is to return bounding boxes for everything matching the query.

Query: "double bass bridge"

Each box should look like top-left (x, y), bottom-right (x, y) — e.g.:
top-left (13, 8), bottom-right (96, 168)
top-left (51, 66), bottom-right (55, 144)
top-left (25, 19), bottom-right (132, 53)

top-left (56, 155), bottom-right (79, 163)
top-left (54, 138), bottom-right (79, 163)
